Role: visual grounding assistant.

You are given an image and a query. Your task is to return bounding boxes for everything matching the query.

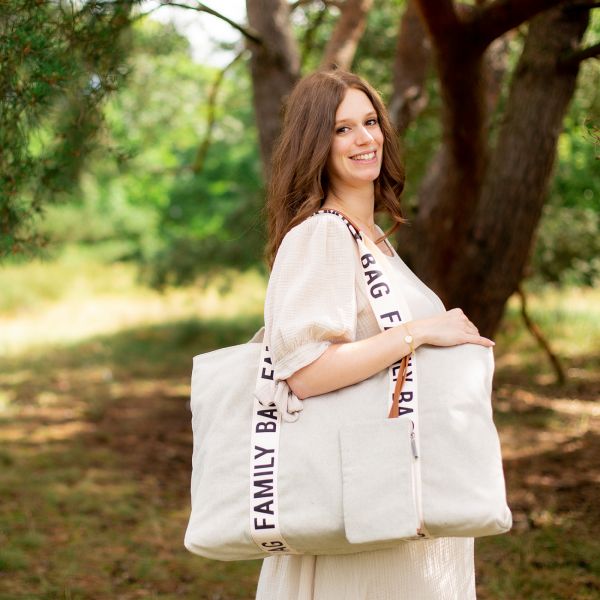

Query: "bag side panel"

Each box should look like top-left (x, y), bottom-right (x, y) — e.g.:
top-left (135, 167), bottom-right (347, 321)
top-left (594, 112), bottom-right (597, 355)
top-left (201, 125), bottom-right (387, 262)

top-left (185, 343), bottom-right (267, 560)
top-left (418, 344), bottom-right (512, 536)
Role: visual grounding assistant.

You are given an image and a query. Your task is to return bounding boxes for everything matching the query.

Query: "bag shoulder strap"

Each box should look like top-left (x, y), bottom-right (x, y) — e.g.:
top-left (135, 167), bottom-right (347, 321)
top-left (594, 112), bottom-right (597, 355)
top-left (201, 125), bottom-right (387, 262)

top-left (313, 209), bottom-right (411, 420)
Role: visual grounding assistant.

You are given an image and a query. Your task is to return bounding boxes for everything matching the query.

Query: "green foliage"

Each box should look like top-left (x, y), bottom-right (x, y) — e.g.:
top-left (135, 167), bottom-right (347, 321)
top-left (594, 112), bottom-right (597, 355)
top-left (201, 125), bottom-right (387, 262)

top-left (143, 59), bottom-right (265, 286)
top-left (3, 1), bottom-right (598, 290)
top-left (0, 0), bottom-right (136, 258)
top-left (352, 0), bottom-right (405, 99)
top-left (530, 47), bottom-right (600, 287)
top-left (27, 17), bottom-right (265, 285)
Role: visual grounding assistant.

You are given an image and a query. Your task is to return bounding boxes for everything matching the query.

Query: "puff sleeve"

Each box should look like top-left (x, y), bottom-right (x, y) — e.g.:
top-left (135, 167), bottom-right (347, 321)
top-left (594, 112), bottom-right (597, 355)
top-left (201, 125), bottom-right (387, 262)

top-left (264, 213), bottom-right (358, 382)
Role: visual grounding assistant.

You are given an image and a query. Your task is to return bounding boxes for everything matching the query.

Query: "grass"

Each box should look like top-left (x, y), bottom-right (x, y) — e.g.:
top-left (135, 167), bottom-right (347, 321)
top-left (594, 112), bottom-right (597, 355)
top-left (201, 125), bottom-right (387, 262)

top-left (0, 246), bottom-right (266, 356)
top-left (0, 251), bottom-right (598, 599)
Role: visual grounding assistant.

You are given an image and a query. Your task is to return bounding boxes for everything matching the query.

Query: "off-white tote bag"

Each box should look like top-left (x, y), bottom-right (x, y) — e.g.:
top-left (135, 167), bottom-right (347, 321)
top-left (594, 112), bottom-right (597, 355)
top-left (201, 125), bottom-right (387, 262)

top-left (184, 210), bottom-right (511, 561)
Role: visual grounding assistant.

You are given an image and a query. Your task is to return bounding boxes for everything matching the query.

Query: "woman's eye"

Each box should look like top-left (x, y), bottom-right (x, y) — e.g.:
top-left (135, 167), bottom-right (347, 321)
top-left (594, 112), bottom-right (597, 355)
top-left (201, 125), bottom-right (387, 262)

top-left (336, 126), bottom-right (349, 134)
top-left (366, 118), bottom-right (378, 126)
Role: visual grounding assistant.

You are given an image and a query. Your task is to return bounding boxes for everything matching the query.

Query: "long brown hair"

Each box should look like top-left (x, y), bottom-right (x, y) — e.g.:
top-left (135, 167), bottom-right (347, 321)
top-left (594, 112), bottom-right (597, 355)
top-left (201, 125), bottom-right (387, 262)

top-left (265, 70), bottom-right (406, 269)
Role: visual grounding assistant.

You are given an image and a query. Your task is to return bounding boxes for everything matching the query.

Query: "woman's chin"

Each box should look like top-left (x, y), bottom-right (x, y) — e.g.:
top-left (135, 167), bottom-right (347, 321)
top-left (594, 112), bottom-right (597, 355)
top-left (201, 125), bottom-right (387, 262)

top-left (349, 170), bottom-right (381, 185)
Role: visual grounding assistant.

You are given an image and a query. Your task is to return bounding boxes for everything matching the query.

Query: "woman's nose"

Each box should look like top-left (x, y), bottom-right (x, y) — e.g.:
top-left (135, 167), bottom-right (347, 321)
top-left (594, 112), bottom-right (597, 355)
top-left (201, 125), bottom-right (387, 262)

top-left (356, 126), bottom-right (374, 145)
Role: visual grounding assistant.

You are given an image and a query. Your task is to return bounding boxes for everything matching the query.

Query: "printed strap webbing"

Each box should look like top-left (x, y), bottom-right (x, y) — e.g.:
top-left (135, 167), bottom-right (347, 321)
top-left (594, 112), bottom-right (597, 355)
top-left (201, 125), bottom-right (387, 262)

top-left (249, 345), bottom-right (296, 555)
top-left (248, 209), bottom-right (422, 555)
top-left (317, 209), bottom-right (420, 432)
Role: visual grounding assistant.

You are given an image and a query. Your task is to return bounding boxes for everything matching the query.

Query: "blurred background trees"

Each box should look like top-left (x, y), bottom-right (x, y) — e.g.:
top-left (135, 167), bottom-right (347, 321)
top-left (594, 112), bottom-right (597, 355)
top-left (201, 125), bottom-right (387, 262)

top-left (1, 0), bottom-right (599, 333)
top-left (1, 4), bottom-right (599, 597)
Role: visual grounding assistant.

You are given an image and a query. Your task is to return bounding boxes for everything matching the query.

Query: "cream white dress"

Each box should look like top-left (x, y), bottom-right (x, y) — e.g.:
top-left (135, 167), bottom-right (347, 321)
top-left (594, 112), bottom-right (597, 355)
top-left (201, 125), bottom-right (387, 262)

top-left (256, 213), bottom-right (476, 600)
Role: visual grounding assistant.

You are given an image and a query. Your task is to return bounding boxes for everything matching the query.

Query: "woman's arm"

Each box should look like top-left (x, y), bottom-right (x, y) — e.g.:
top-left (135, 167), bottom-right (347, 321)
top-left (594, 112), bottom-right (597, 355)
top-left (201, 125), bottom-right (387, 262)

top-left (287, 308), bottom-right (495, 400)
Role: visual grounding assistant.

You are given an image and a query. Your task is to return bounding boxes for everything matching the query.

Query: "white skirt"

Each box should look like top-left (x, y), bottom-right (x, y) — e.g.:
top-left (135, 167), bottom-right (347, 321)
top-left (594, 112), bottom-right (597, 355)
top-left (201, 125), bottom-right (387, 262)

top-left (256, 538), bottom-right (476, 600)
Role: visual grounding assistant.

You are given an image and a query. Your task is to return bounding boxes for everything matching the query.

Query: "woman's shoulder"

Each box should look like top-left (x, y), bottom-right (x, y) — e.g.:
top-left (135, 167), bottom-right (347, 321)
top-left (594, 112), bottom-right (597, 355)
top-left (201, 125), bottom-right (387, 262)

top-left (281, 211), bottom-right (355, 249)
top-left (273, 212), bottom-right (358, 273)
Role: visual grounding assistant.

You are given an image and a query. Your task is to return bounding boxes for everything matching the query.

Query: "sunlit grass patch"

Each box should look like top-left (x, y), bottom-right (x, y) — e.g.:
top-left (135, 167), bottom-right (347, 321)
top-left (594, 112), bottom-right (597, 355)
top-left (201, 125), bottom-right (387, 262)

top-left (0, 311), bottom-right (265, 598)
top-left (0, 251), bottom-right (599, 598)
top-left (497, 285), bottom-right (600, 378)
top-left (0, 246), bottom-right (266, 357)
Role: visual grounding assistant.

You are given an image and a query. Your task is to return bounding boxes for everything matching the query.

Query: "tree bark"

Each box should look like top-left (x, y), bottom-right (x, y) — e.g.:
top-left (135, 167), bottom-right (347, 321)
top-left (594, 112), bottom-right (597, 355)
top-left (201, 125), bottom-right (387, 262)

top-left (410, 0), bottom-right (489, 285)
top-left (401, 0), bottom-right (589, 337)
top-left (389, 0), bottom-right (431, 135)
top-left (460, 4), bottom-right (590, 334)
top-left (483, 33), bottom-right (513, 117)
top-left (320, 0), bottom-right (374, 71)
top-left (246, 0), bottom-right (300, 177)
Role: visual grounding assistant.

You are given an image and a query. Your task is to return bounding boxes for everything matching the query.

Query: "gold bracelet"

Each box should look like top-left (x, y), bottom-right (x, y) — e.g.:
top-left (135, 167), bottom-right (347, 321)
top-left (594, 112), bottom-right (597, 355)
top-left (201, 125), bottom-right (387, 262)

top-left (403, 324), bottom-right (415, 354)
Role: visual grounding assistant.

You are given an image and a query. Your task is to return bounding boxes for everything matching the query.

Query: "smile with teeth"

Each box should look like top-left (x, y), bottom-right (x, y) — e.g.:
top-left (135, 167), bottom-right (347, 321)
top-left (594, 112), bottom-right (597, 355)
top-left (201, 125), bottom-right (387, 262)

top-left (350, 151), bottom-right (376, 161)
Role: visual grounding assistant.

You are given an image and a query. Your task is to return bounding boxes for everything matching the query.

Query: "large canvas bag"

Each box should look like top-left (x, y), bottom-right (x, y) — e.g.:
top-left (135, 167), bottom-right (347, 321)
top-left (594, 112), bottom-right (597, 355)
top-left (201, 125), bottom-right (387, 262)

top-left (184, 210), bottom-right (512, 561)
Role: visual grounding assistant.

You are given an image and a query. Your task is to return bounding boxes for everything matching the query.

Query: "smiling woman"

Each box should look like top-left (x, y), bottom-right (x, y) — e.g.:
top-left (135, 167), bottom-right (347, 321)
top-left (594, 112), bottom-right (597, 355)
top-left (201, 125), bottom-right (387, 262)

top-left (254, 70), bottom-right (496, 599)
top-left (265, 70), bottom-right (406, 271)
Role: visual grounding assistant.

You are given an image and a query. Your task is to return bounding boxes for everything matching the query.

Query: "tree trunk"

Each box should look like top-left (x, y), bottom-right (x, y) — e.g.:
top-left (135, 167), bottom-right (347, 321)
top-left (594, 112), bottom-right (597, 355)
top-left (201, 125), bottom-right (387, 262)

top-left (246, 0), bottom-right (300, 177)
top-left (243, 0), bottom-right (590, 339)
top-left (389, 0), bottom-right (431, 134)
top-left (320, 0), bottom-right (373, 71)
top-left (460, 4), bottom-right (590, 334)
top-left (403, 1), bottom-right (588, 336)
top-left (409, 2), bottom-right (489, 288)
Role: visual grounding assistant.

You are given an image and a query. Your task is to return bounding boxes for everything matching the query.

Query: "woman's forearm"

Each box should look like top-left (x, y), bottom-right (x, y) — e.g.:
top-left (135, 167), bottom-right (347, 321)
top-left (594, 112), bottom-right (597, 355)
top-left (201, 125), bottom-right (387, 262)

top-left (287, 324), bottom-right (417, 400)
top-left (286, 309), bottom-right (495, 400)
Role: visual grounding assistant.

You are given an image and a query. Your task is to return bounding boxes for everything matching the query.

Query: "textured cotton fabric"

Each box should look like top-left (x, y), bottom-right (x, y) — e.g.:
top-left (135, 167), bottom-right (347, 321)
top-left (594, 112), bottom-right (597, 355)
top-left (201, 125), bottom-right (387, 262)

top-left (257, 213), bottom-right (476, 600)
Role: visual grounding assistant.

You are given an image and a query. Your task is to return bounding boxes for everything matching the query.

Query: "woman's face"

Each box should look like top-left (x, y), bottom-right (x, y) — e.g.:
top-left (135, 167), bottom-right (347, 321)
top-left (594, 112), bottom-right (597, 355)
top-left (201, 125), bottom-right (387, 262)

top-left (327, 88), bottom-right (384, 190)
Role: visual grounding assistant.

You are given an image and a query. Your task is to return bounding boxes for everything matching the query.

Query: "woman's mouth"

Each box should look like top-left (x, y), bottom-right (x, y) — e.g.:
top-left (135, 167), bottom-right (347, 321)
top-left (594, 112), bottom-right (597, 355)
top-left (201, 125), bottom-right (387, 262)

top-left (350, 151), bottom-right (377, 162)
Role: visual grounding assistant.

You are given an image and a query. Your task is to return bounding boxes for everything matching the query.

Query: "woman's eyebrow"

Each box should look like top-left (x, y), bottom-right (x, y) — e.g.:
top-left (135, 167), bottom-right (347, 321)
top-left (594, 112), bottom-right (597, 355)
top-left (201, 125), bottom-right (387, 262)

top-left (335, 111), bottom-right (377, 125)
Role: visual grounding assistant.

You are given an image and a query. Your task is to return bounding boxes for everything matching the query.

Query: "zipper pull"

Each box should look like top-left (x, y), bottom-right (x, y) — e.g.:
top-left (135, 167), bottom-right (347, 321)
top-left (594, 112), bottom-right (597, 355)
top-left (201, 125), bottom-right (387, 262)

top-left (410, 430), bottom-right (419, 459)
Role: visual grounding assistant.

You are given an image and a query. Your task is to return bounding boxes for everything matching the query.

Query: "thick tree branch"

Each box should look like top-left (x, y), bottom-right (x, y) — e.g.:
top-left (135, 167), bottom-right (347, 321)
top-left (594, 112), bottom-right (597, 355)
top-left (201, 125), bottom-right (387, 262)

top-left (466, 0), bottom-right (567, 49)
top-left (246, 0), bottom-right (300, 176)
top-left (560, 41), bottom-right (600, 66)
top-left (320, 0), bottom-right (373, 70)
top-left (517, 285), bottom-right (566, 385)
top-left (413, 0), bottom-right (461, 44)
top-left (566, 1), bottom-right (600, 9)
top-left (160, 1), bottom-right (262, 45)
top-left (389, 0), bottom-right (431, 134)
top-left (192, 50), bottom-right (246, 174)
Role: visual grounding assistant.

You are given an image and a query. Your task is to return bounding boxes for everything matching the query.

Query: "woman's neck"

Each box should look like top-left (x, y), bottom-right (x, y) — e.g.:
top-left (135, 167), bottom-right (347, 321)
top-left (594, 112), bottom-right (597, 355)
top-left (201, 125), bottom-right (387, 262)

top-left (322, 184), bottom-right (376, 231)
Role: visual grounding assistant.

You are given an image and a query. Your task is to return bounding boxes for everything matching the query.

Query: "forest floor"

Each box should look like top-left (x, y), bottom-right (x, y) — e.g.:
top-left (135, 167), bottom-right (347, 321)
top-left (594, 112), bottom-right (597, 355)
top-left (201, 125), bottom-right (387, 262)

top-left (0, 252), bottom-right (598, 599)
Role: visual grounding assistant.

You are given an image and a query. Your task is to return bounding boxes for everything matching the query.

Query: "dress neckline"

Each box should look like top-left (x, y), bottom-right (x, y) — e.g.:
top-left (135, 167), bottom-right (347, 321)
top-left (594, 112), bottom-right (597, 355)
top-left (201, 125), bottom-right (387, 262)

top-left (373, 225), bottom-right (397, 259)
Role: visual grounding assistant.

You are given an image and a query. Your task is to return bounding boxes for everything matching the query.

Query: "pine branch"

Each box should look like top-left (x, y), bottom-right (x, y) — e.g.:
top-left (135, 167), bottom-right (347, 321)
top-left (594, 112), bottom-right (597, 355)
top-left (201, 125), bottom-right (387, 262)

top-left (159, 1), bottom-right (263, 45)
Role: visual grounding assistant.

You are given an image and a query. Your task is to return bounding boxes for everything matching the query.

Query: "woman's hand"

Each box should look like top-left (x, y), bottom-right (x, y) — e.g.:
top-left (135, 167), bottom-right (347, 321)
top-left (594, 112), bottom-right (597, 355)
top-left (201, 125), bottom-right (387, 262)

top-left (287, 308), bottom-right (493, 399)
top-left (409, 308), bottom-right (495, 349)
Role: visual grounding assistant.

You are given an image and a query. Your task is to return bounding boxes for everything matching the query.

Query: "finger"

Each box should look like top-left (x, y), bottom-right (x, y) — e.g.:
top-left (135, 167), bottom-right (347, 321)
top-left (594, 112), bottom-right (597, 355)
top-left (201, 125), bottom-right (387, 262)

top-left (464, 333), bottom-right (495, 347)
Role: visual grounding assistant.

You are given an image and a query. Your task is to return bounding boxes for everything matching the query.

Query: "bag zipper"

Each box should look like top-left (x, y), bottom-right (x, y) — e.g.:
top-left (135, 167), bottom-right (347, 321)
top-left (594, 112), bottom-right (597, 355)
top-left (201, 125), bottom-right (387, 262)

top-left (410, 422), bottom-right (427, 537)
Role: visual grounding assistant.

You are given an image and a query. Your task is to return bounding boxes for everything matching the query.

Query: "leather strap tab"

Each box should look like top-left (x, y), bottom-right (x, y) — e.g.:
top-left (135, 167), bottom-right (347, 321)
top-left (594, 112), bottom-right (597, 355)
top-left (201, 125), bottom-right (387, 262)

top-left (388, 355), bottom-right (409, 419)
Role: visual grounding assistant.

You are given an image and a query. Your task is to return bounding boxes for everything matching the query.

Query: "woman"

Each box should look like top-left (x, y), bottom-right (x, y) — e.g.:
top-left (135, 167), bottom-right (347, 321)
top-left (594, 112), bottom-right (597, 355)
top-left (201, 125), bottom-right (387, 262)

top-left (256, 70), bottom-right (494, 599)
